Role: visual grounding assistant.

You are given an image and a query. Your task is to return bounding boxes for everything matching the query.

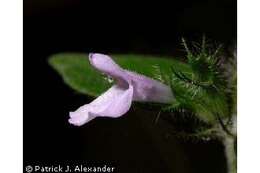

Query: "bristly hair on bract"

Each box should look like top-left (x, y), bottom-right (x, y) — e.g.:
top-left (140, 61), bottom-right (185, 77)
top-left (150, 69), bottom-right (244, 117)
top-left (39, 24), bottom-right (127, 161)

top-left (153, 36), bottom-right (236, 142)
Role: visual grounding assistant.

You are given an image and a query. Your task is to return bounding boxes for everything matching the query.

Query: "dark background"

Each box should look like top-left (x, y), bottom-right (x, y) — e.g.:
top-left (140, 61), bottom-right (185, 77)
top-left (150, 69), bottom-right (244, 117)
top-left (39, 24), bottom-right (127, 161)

top-left (24, 0), bottom-right (236, 173)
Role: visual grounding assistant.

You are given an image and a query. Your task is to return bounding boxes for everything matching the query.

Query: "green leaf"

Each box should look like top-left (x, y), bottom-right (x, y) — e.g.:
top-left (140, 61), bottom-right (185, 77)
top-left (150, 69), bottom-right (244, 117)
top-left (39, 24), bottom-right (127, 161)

top-left (48, 53), bottom-right (189, 97)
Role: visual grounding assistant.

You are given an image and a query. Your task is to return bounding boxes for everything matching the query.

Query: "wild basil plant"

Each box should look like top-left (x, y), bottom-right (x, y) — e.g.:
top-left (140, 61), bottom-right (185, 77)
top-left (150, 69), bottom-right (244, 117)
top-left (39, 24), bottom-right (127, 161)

top-left (49, 38), bottom-right (237, 173)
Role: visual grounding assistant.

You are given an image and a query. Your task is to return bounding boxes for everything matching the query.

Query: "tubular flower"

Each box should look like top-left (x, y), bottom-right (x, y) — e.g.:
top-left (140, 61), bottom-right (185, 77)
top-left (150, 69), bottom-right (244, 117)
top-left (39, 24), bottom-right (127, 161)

top-left (69, 53), bottom-right (174, 126)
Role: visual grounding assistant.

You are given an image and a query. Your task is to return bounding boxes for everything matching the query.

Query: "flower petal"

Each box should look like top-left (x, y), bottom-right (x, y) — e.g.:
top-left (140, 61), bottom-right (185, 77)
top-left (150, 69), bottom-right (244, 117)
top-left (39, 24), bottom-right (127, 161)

top-left (89, 53), bottom-right (130, 85)
top-left (68, 85), bottom-right (133, 126)
top-left (126, 71), bottom-right (174, 103)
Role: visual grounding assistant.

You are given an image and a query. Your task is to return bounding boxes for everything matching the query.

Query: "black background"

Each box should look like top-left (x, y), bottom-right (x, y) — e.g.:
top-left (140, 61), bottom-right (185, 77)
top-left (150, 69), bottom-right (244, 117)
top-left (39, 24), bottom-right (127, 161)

top-left (24, 1), bottom-right (236, 173)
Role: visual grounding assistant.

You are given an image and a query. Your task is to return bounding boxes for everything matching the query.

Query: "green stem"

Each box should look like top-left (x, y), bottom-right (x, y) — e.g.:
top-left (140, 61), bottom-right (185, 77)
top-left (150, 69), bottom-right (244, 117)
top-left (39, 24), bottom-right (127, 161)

top-left (223, 135), bottom-right (237, 173)
top-left (217, 115), bottom-right (237, 173)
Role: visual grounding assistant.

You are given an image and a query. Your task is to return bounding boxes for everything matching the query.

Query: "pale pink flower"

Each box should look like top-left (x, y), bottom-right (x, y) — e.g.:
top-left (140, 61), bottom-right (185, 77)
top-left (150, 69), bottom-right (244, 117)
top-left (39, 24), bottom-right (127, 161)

top-left (69, 53), bottom-right (174, 126)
